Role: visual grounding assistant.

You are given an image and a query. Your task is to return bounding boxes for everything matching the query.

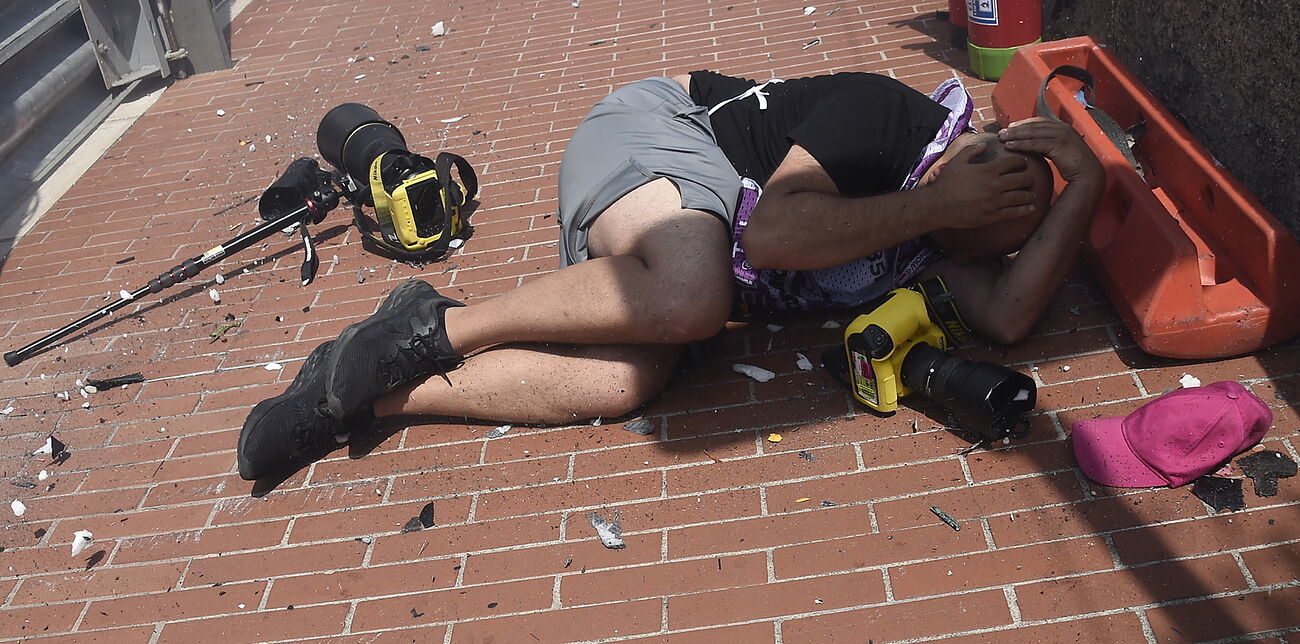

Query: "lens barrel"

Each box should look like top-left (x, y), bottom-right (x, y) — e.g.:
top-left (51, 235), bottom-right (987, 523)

top-left (317, 103), bottom-right (409, 183)
top-left (900, 343), bottom-right (1036, 440)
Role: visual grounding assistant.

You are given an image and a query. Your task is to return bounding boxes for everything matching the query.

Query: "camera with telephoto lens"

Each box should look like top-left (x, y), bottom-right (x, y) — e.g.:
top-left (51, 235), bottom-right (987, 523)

top-left (316, 103), bottom-right (478, 262)
top-left (843, 287), bottom-right (1036, 441)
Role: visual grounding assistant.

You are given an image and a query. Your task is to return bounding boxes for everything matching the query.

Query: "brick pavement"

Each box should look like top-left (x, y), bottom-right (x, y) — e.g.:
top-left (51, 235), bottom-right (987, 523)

top-left (1, 0), bottom-right (1298, 642)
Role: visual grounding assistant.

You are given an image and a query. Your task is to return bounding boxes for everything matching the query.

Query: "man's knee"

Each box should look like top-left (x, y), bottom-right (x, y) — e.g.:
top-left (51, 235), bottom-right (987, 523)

top-left (652, 283), bottom-right (732, 344)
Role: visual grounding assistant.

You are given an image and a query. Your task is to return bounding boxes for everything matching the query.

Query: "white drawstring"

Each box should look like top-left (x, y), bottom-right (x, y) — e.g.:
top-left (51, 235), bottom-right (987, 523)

top-left (708, 79), bottom-right (785, 115)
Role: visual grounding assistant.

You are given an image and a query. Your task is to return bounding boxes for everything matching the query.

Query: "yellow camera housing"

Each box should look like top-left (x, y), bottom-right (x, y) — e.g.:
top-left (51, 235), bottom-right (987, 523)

top-left (843, 288), bottom-right (948, 413)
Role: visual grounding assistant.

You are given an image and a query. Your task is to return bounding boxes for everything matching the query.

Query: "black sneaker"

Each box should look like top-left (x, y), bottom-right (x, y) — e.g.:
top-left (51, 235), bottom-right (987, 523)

top-left (237, 341), bottom-right (355, 480)
top-left (325, 280), bottom-right (464, 423)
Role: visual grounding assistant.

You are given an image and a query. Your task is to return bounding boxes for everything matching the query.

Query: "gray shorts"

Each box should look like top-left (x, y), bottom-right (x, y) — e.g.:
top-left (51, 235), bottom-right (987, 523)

top-left (557, 77), bottom-right (741, 266)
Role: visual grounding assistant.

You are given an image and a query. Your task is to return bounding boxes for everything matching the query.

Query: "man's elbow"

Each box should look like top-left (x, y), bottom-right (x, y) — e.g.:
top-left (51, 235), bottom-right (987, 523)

top-left (739, 231), bottom-right (790, 270)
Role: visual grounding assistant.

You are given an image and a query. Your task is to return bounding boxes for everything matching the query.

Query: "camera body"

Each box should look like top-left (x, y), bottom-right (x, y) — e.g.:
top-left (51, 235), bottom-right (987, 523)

top-left (844, 287), bottom-right (1036, 441)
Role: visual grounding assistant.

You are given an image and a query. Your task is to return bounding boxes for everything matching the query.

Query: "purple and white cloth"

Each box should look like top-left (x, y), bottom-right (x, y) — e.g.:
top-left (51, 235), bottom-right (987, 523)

top-left (730, 77), bottom-right (976, 311)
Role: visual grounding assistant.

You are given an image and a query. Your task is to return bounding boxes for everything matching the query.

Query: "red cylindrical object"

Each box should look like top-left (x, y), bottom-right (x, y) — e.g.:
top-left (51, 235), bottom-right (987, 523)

top-left (948, 0), bottom-right (967, 28)
top-left (966, 0), bottom-right (1040, 48)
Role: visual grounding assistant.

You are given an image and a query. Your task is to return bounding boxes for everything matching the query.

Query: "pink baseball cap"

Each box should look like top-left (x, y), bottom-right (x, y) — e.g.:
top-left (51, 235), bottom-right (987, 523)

top-left (1071, 381), bottom-right (1272, 488)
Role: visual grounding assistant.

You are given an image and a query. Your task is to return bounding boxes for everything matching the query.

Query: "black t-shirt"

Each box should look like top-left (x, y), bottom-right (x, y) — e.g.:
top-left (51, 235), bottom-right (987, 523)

top-left (689, 70), bottom-right (950, 197)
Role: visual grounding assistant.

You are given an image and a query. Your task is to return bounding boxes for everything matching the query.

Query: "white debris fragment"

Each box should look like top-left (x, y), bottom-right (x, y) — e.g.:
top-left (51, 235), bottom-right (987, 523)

top-left (33, 437), bottom-right (58, 456)
top-left (265, 135), bottom-right (272, 143)
top-left (487, 425), bottom-right (512, 439)
top-left (440, 115), bottom-right (466, 123)
top-left (209, 289), bottom-right (221, 303)
top-left (214, 274), bottom-right (225, 285)
top-left (0, 405), bottom-right (13, 415)
top-left (1059, 365), bottom-right (1071, 372)
top-left (1013, 389), bottom-right (1030, 402)
top-left (10, 500), bottom-right (25, 517)
top-left (216, 109), bottom-right (226, 117)
top-left (1179, 373), bottom-right (1202, 388)
top-left (431, 21), bottom-right (445, 37)
top-left (571, 0), bottom-right (579, 6)
top-left (248, 143), bottom-right (256, 152)
top-left (796, 353), bottom-right (814, 371)
top-left (821, 320), bottom-right (841, 329)
top-left (592, 417), bottom-right (603, 426)
top-left (804, 6), bottom-right (816, 15)
top-left (84, 385), bottom-right (98, 394)
top-left (354, 74), bottom-right (366, 80)
top-left (265, 362), bottom-right (284, 371)
top-left (55, 391), bottom-right (70, 401)
top-left (38, 470), bottom-right (48, 481)
top-left (448, 238), bottom-right (464, 249)
top-left (81, 402), bottom-right (90, 408)
top-left (766, 324), bottom-right (784, 333)
top-left (70, 530), bottom-right (93, 557)
top-left (347, 57), bottom-right (356, 63)
top-left (733, 363), bottom-right (776, 383)
top-left (119, 289), bottom-right (134, 300)
top-left (587, 511), bottom-right (625, 549)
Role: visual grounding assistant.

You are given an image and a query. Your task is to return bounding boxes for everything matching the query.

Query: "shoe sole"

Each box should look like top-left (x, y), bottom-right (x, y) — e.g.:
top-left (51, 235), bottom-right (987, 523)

top-left (324, 280), bottom-right (437, 420)
top-left (237, 341), bottom-right (333, 480)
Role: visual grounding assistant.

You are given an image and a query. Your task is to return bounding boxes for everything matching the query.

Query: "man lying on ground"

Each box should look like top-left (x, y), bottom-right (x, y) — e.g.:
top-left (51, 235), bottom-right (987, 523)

top-left (236, 69), bottom-right (1103, 480)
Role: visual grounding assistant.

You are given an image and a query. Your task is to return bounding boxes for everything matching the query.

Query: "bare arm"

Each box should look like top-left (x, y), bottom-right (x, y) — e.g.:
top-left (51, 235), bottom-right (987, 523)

top-left (742, 143), bottom-right (1038, 270)
top-left (924, 118), bottom-right (1105, 345)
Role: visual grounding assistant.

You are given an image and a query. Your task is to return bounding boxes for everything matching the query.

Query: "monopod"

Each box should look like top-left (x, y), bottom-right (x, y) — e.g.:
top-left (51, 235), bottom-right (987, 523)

top-left (4, 158), bottom-right (340, 367)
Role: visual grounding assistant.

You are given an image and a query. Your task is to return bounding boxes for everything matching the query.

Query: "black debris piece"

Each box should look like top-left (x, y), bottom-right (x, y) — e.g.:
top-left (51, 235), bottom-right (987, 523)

top-left (930, 505), bottom-right (960, 531)
top-left (798, 451), bottom-right (817, 462)
top-left (623, 418), bottom-right (655, 436)
top-left (11, 480), bottom-right (35, 489)
top-left (114, 256), bottom-right (136, 265)
top-left (400, 516), bottom-right (424, 533)
top-left (820, 500), bottom-right (837, 507)
top-left (1237, 450), bottom-right (1297, 497)
top-left (410, 608), bottom-right (424, 618)
top-left (414, 45), bottom-right (431, 51)
top-left (36, 436), bottom-right (67, 461)
top-left (419, 501), bottom-right (435, 528)
top-left (487, 602), bottom-right (498, 608)
top-left (563, 556), bottom-right (573, 568)
top-left (1191, 476), bottom-right (1245, 512)
top-left (85, 373), bottom-right (145, 390)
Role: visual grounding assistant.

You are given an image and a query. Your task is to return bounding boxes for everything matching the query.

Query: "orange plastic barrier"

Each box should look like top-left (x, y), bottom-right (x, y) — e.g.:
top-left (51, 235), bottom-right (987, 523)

top-left (991, 36), bottom-right (1300, 359)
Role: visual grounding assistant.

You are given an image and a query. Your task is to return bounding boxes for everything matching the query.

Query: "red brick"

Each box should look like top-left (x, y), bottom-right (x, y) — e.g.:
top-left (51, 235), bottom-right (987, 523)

top-left (306, 439), bottom-right (483, 485)
top-left (764, 459), bottom-right (968, 513)
top-left (620, 622), bottom-right (777, 643)
top-left (386, 455), bottom-right (572, 501)
top-left (185, 540), bottom-right (367, 586)
top-left (157, 604), bottom-right (349, 643)
top-left (667, 445), bottom-right (856, 495)
top-left (369, 513), bottom-right (563, 564)
top-left (267, 557), bottom-right (461, 608)
top-left (12, 562), bottom-right (185, 605)
top-left (670, 503), bottom-right (873, 558)
top-left (43, 505), bottom-right (212, 543)
top-left (82, 581), bottom-right (265, 629)
top-left (667, 571), bottom-right (886, 630)
top-left (463, 533), bottom-right (660, 585)
top-left (450, 599), bottom-right (662, 643)
top-left (1240, 543), bottom-right (1300, 586)
top-left (874, 471), bottom-right (1086, 531)
top-left (288, 495), bottom-right (473, 544)
top-left (987, 489), bottom-right (1203, 548)
top-left (941, 612), bottom-right (1145, 642)
top-left (664, 393), bottom-right (851, 440)
top-left (573, 433), bottom-right (758, 478)
top-left (891, 537), bottom-right (1113, 599)
top-left (476, 471), bottom-right (661, 521)
top-left (594, 488), bottom-right (763, 533)
top-left (483, 423), bottom-right (652, 462)
top-left (1017, 554), bottom-right (1248, 621)
top-left (965, 438), bottom-right (1077, 482)
top-left (1145, 585), bottom-right (1300, 643)
top-left (1035, 374), bottom-right (1143, 411)
top-left (1111, 506), bottom-right (1294, 565)
top-left (781, 590), bottom-right (1012, 643)
top-left (351, 578), bottom-right (554, 632)
top-left (21, 626), bottom-right (159, 644)
top-left (0, 602), bottom-right (82, 639)
top-left (15, 487), bottom-right (148, 522)
top-left (773, 521), bottom-right (988, 579)
top-left (112, 520), bottom-right (289, 565)
top-left (563, 552), bottom-right (767, 606)
top-left (295, 624), bottom-right (449, 644)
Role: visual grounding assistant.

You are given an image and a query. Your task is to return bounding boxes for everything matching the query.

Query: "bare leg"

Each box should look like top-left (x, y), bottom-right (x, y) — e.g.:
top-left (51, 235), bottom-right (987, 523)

top-left (441, 178), bottom-right (733, 354)
top-left (376, 343), bottom-right (683, 424)
top-left (373, 177), bottom-right (731, 423)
